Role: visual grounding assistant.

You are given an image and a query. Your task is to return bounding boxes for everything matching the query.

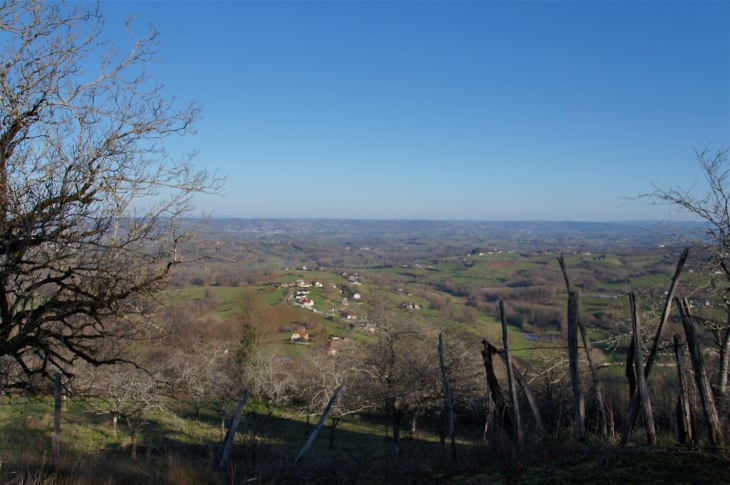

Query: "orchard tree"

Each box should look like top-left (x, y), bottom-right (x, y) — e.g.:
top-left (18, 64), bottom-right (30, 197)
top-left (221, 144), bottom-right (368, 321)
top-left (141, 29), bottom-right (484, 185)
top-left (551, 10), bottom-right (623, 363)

top-left (0, 1), bottom-right (223, 390)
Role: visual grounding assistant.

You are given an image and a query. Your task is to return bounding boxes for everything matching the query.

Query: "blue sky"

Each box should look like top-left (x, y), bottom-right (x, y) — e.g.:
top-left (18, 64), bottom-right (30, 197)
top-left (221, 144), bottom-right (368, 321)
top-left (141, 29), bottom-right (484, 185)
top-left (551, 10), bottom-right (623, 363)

top-left (98, 1), bottom-right (729, 221)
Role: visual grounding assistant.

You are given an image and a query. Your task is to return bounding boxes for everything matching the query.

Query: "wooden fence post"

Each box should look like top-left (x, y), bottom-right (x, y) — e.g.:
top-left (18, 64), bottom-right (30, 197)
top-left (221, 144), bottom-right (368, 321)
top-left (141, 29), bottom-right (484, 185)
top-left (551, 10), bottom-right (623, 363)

top-left (673, 334), bottom-right (694, 446)
top-left (438, 333), bottom-right (457, 463)
top-left (216, 390), bottom-right (252, 470)
top-left (53, 372), bottom-right (61, 463)
top-left (676, 298), bottom-right (724, 446)
top-left (628, 292), bottom-right (656, 444)
top-left (480, 339), bottom-right (508, 431)
top-left (567, 291), bottom-right (586, 442)
top-left (558, 255), bottom-right (607, 439)
top-left (484, 337), bottom-right (545, 436)
top-left (499, 300), bottom-right (522, 445)
top-left (293, 384), bottom-right (344, 466)
top-left (622, 248), bottom-right (688, 443)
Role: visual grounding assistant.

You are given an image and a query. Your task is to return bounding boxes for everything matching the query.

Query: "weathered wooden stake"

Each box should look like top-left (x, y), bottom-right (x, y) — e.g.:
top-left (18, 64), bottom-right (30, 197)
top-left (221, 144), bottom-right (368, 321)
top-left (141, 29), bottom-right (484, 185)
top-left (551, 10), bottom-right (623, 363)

top-left (567, 291), bottom-right (586, 442)
top-left (499, 300), bottom-right (522, 445)
top-left (558, 255), bottom-right (607, 439)
top-left (52, 372), bottom-right (61, 463)
top-left (484, 337), bottom-right (545, 436)
top-left (622, 248), bottom-right (688, 443)
top-left (628, 292), bottom-right (656, 445)
top-left (216, 390), bottom-right (252, 470)
top-left (676, 298), bottom-right (724, 446)
top-left (480, 339), bottom-right (507, 431)
top-left (293, 384), bottom-right (344, 466)
top-left (673, 334), bottom-right (693, 445)
top-left (438, 333), bottom-right (457, 463)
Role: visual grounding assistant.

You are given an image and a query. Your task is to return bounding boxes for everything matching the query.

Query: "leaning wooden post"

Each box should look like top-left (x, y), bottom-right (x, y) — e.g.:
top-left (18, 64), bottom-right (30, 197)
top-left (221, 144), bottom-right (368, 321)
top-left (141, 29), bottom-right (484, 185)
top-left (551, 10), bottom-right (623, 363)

top-left (438, 333), bottom-right (457, 463)
top-left (216, 390), bottom-right (253, 470)
top-left (628, 292), bottom-right (656, 445)
top-left (480, 339), bottom-right (508, 430)
top-left (676, 298), bottom-right (724, 446)
top-left (293, 384), bottom-right (344, 466)
top-left (52, 372), bottom-right (62, 463)
top-left (567, 291), bottom-right (586, 442)
top-left (499, 300), bottom-right (522, 445)
top-left (558, 255), bottom-right (607, 439)
top-left (622, 248), bottom-right (688, 443)
top-left (486, 337), bottom-right (545, 436)
top-left (673, 334), bottom-right (694, 446)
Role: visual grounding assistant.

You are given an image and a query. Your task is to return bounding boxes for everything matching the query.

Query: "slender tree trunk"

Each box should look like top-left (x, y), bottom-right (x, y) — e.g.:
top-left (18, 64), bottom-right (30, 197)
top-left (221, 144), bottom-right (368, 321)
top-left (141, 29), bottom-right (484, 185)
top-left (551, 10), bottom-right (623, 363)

top-left (52, 372), bottom-right (61, 463)
top-left (220, 415), bottom-right (225, 442)
top-left (329, 417), bottom-right (340, 449)
top-left (112, 414), bottom-right (118, 440)
top-left (391, 409), bottom-right (404, 455)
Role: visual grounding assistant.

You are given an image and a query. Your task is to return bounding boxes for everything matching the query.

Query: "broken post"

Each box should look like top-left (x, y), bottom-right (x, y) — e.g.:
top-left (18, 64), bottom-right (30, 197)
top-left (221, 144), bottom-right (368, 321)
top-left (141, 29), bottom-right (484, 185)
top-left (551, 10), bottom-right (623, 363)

top-left (216, 390), bottom-right (252, 470)
top-left (438, 333), bottom-right (457, 463)
top-left (293, 384), bottom-right (345, 466)
top-left (484, 337), bottom-right (545, 436)
top-left (481, 339), bottom-right (508, 431)
top-left (499, 300), bottom-right (522, 445)
top-left (673, 334), bottom-right (693, 445)
top-left (676, 298), bottom-right (724, 446)
top-left (567, 291), bottom-right (586, 442)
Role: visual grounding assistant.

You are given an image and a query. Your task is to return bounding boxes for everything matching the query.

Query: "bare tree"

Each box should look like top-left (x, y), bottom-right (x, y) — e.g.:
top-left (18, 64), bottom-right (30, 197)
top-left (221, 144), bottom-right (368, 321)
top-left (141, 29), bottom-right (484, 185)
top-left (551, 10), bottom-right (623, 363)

top-left (360, 310), bottom-right (440, 455)
top-left (77, 362), bottom-right (165, 457)
top-left (639, 147), bottom-right (730, 399)
top-left (0, 1), bottom-right (223, 390)
top-left (301, 347), bottom-right (366, 449)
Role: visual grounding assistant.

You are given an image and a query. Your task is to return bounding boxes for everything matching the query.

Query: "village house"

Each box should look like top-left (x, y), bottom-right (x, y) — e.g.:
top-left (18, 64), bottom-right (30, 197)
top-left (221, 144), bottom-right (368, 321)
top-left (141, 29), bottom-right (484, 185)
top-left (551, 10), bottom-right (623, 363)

top-left (353, 293), bottom-right (361, 300)
top-left (313, 281), bottom-right (323, 287)
top-left (297, 297), bottom-right (314, 309)
top-left (291, 327), bottom-right (309, 342)
top-left (326, 340), bottom-right (338, 356)
top-left (341, 311), bottom-right (357, 320)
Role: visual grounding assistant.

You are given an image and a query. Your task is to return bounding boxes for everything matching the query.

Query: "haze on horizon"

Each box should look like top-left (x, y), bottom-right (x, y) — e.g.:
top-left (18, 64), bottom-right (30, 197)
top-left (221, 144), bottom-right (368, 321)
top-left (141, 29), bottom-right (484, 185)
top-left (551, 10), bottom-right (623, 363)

top-left (98, 1), bottom-right (729, 222)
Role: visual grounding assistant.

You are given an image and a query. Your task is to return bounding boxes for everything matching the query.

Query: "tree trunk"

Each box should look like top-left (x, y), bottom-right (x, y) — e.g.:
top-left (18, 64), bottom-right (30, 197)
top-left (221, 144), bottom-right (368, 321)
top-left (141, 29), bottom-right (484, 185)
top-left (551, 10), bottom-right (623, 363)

top-left (52, 372), bottom-right (61, 463)
top-left (391, 409), bottom-right (404, 455)
top-left (220, 415), bottom-right (225, 442)
top-left (329, 417), bottom-right (340, 449)
top-left (125, 417), bottom-right (138, 458)
top-left (112, 414), bottom-right (118, 440)
top-left (568, 292), bottom-right (586, 442)
top-left (438, 333), bottom-right (457, 463)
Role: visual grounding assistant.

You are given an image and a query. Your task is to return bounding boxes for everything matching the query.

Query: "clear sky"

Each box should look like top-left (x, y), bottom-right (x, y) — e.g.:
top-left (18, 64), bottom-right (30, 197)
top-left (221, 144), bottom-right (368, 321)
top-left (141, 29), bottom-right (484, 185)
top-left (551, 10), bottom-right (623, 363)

top-left (97, 1), bottom-right (729, 221)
